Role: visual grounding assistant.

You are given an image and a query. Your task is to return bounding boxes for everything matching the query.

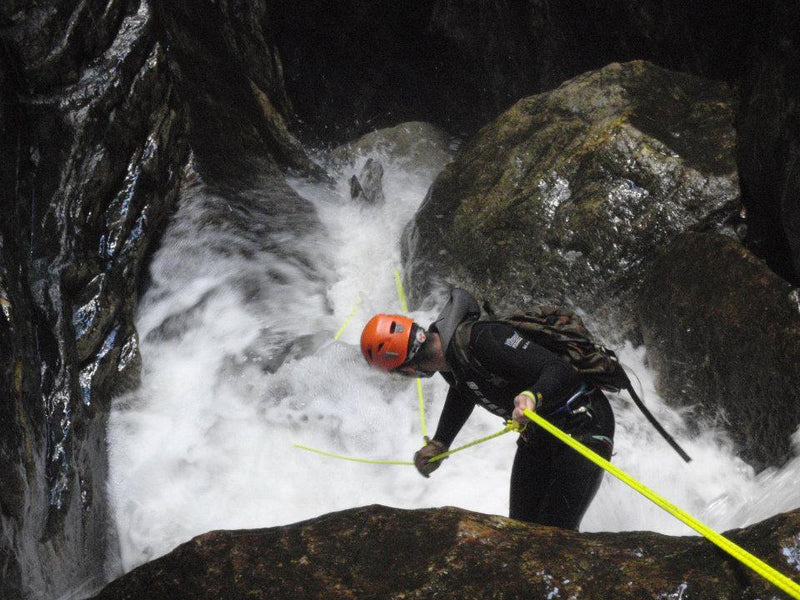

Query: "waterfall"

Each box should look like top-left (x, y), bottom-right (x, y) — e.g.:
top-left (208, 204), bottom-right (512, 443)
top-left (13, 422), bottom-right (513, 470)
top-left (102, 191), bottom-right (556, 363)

top-left (108, 131), bottom-right (800, 572)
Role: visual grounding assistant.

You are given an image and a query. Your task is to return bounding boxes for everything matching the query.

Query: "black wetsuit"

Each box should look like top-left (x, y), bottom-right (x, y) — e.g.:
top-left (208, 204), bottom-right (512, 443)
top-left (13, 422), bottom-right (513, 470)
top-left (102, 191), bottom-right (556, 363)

top-left (431, 320), bottom-right (615, 530)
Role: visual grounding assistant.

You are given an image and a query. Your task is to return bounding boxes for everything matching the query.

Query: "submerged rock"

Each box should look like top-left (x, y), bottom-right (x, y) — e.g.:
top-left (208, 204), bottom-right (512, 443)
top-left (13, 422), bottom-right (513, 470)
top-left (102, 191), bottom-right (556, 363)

top-left (91, 504), bottom-right (800, 599)
top-left (329, 121), bottom-right (453, 178)
top-left (402, 61), bottom-right (739, 326)
top-left (637, 232), bottom-right (800, 470)
top-left (349, 158), bottom-right (386, 204)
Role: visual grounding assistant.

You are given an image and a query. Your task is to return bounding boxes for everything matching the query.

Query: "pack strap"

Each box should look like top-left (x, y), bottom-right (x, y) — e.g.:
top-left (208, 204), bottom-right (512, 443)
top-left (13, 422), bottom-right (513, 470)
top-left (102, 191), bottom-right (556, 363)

top-left (625, 383), bottom-right (692, 463)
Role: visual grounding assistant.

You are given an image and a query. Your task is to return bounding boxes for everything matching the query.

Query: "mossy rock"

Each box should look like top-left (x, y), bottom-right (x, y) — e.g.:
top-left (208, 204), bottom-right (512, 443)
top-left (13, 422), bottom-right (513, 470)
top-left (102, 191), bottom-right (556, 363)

top-left (403, 61), bottom-right (739, 326)
top-left (637, 232), bottom-right (800, 470)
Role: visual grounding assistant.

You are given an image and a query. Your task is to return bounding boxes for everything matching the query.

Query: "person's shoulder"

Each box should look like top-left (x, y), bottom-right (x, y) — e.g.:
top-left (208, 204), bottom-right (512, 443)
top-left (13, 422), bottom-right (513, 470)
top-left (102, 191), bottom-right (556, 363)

top-left (470, 320), bottom-right (518, 352)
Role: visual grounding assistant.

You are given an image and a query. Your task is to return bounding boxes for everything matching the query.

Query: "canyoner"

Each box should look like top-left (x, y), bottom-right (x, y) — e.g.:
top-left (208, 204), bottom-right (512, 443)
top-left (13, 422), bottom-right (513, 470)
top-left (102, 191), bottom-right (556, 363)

top-left (454, 299), bottom-right (692, 462)
top-left (354, 285), bottom-right (799, 597)
top-left (293, 280), bottom-right (799, 597)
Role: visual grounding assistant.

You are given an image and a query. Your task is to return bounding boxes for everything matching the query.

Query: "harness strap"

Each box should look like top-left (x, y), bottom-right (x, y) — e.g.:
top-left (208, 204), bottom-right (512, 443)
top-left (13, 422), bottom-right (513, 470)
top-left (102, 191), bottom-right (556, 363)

top-left (546, 382), bottom-right (591, 418)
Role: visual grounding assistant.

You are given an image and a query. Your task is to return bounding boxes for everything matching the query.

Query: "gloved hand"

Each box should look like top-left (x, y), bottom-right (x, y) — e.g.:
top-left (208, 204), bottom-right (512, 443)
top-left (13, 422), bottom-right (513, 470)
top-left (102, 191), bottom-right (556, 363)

top-left (513, 391), bottom-right (541, 424)
top-left (413, 438), bottom-right (448, 478)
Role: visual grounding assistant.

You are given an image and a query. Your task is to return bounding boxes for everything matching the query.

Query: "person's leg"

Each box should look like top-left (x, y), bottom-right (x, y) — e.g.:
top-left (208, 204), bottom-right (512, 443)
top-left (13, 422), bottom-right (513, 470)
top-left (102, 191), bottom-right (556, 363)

top-left (533, 437), bottom-right (612, 530)
top-left (509, 439), bottom-right (552, 522)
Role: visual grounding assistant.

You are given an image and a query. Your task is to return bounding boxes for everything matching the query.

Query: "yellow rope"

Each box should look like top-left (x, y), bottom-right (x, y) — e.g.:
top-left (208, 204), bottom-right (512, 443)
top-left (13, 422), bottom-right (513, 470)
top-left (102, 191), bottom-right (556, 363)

top-left (394, 268), bottom-right (409, 313)
top-left (427, 420), bottom-right (524, 462)
top-left (294, 420), bottom-right (521, 466)
top-left (416, 378), bottom-right (427, 439)
top-left (333, 295), bottom-right (362, 341)
top-left (519, 395), bottom-right (800, 599)
top-left (292, 444), bottom-right (413, 465)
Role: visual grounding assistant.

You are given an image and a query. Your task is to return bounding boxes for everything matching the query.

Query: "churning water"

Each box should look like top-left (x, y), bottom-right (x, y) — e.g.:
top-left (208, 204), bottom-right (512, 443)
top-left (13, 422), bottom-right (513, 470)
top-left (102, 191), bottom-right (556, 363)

top-left (108, 127), bottom-right (800, 573)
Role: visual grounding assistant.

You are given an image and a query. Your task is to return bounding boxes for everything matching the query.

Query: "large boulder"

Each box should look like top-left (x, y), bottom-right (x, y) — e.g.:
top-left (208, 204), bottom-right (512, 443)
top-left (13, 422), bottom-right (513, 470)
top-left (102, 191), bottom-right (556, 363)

top-left (271, 0), bottom-right (796, 285)
top-left (91, 505), bottom-right (800, 599)
top-left (637, 232), bottom-right (800, 471)
top-left (402, 61), bottom-right (739, 326)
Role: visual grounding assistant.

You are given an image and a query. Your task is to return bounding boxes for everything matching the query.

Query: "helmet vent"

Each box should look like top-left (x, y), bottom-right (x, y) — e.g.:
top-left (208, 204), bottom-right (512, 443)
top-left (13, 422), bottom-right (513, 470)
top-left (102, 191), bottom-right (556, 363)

top-left (390, 322), bottom-right (404, 333)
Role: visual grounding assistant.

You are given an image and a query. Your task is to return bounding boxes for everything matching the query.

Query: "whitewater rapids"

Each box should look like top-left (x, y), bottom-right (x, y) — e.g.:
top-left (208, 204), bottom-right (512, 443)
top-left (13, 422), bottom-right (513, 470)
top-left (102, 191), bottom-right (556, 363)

top-left (108, 128), bottom-right (800, 572)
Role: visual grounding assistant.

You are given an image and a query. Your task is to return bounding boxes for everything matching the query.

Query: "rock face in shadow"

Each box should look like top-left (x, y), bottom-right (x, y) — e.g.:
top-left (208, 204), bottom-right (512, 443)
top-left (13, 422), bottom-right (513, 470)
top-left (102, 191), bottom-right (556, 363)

top-left (0, 1), bottom-right (316, 598)
top-left (91, 505), bottom-right (800, 600)
top-left (153, 0), bottom-right (322, 183)
top-left (402, 61), bottom-right (739, 326)
top-left (270, 0), bottom-right (757, 144)
top-left (0, 2), bottom-right (189, 598)
top-left (736, 0), bottom-right (800, 286)
top-left (637, 233), bottom-right (800, 470)
top-left (271, 0), bottom-right (797, 285)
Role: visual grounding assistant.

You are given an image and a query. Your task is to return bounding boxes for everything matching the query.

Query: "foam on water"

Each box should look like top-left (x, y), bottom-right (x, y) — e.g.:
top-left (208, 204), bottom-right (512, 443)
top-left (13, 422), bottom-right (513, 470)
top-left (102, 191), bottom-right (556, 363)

top-left (108, 136), bottom-right (800, 573)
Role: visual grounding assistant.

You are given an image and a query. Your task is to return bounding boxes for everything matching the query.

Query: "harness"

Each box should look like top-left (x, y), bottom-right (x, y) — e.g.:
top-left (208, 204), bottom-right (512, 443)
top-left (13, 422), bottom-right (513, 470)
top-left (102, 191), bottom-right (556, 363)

top-left (547, 382), bottom-right (592, 418)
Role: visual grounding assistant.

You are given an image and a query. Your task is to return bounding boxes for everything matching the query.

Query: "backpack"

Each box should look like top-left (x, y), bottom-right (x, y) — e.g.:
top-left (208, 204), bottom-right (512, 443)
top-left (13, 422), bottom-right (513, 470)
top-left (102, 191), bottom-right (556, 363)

top-left (453, 303), bottom-right (692, 462)
top-left (500, 306), bottom-right (630, 392)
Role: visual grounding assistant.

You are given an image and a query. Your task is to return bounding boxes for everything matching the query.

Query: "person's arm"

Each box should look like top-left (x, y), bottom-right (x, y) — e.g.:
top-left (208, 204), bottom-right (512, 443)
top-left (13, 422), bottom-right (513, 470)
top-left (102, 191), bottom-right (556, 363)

top-left (431, 385), bottom-right (475, 448)
top-left (473, 323), bottom-right (582, 418)
top-left (414, 385), bottom-right (475, 477)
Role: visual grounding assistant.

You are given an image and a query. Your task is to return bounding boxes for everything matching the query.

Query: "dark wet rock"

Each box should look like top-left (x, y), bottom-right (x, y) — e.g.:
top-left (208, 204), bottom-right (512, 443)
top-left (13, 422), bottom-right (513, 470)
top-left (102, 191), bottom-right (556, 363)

top-left (737, 0), bottom-right (800, 286)
top-left (0, 1), bottom-right (188, 598)
top-left (402, 61), bottom-right (739, 327)
top-left (154, 0), bottom-right (323, 183)
top-left (349, 174), bottom-right (363, 199)
top-left (271, 1), bottom-right (756, 144)
top-left (329, 121), bottom-right (453, 178)
top-left (222, 332), bottom-right (329, 378)
top-left (637, 232), bottom-right (800, 471)
top-left (349, 158), bottom-right (385, 204)
top-left (91, 504), bottom-right (800, 600)
top-left (273, 1), bottom-right (796, 285)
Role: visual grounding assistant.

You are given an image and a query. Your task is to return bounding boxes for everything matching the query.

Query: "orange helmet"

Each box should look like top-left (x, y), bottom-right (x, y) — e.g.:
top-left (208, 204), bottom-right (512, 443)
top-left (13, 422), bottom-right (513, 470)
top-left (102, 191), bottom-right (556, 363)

top-left (360, 314), bottom-right (426, 371)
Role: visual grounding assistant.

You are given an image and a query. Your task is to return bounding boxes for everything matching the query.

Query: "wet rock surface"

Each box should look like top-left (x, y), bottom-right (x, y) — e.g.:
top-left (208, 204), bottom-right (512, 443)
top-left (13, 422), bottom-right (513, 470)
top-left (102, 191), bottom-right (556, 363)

top-left (0, 2), bottom-right (189, 597)
top-left (153, 0), bottom-right (322, 183)
top-left (273, 0), bottom-right (797, 285)
top-left (91, 504), bottom-right (800, 600)
top-left (637, 232), bottom-right (800, 470)
top-left (349, 158), bottom-right (385, 204)
top-left (0, 0), bottom-right (320, 597)
top-left (402, 61), bottom-right (739, 325)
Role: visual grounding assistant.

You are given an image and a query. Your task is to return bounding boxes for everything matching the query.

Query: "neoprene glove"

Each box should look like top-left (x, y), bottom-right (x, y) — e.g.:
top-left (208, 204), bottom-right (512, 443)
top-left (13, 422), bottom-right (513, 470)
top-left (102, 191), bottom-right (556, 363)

top-left (413, 438), bottom-right (448, 478)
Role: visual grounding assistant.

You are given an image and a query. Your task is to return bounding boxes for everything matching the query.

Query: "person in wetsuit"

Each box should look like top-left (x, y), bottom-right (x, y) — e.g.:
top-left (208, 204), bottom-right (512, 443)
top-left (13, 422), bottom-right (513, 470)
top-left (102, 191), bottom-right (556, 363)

top-left (359, 288), bottom-right (615, 530)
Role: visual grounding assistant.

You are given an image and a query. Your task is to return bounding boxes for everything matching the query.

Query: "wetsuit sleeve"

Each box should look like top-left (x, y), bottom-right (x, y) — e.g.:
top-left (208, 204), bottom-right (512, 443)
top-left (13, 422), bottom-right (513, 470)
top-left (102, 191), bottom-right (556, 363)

top-left (432, 385), bottom-right (475, 448)
top-left (471, 322), bottom-right (582, 415)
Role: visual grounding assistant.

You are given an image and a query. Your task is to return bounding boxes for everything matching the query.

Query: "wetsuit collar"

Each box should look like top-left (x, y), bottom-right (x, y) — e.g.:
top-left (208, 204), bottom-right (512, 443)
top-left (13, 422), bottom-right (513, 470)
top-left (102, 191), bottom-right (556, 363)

top-left (428, 288), bottom-right (482, 356)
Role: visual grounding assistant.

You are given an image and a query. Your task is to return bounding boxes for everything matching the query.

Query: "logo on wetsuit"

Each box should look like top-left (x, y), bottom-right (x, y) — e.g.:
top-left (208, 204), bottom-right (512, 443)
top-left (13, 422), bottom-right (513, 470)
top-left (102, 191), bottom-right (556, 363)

top-left (504, 331), bottom-right (530, 351)
top-left (466, 380), bottom-right (504, 415)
